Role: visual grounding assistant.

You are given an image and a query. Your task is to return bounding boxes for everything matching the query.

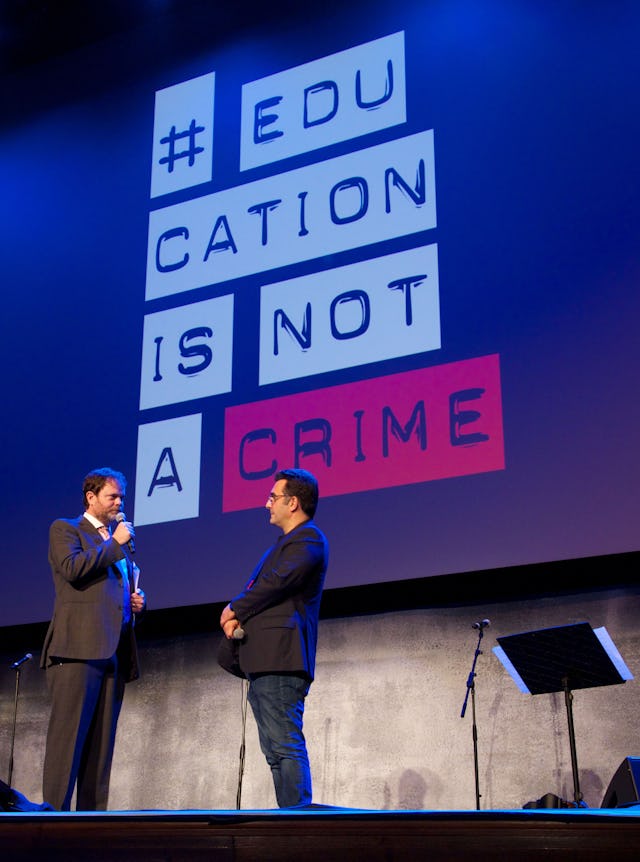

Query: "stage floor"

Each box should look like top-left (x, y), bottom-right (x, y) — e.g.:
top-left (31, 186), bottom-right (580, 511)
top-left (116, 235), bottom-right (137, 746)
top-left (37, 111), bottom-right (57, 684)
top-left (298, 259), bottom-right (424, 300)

top-left (1, 806), bottom-right (640, 861)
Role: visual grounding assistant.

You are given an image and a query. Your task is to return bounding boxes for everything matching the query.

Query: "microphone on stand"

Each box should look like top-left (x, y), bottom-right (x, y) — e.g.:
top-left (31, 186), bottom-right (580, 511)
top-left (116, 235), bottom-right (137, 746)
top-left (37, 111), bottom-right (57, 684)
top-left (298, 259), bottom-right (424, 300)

top-left (472, 619), bottom-right (491, 630)
top-left (115, 512), bottom-right (135, 554)
top-left (10, 653), bottom-right (32, 670)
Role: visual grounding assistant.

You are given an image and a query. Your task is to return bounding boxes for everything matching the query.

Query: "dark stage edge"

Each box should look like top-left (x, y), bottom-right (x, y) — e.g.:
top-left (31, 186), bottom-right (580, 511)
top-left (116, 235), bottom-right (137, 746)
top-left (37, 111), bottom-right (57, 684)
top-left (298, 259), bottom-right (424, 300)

top-left (2, 806), bottom-right (640, 861)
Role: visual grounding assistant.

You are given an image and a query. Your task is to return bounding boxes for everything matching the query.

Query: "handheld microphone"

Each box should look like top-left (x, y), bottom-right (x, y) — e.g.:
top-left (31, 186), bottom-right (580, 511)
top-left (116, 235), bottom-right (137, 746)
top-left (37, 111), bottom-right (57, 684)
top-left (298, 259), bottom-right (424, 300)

top-left (115, 512), bottom-right (135, 554)
top-left (10, 653), bottom-right (32, 670)
top-left (472, 619), bottom-right (491, 630)
top-left (232, 626), bottom-right (246, 641)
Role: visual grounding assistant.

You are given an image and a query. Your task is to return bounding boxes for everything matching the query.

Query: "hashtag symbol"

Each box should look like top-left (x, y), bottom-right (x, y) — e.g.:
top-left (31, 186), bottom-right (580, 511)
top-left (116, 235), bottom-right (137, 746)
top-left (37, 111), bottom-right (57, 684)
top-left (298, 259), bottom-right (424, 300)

top-left (158, 118), bottom-right (206, 173)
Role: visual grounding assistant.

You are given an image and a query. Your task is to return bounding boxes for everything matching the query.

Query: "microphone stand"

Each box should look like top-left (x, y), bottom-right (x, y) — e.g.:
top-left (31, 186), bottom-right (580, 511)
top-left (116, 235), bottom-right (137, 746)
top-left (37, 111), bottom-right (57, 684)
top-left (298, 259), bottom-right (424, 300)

top-left (7, 663), bottom-right (26, 787)
top-left (236, 678), bottom-right (249, 809)
top-left (460, 625), bottom-right (486, 810)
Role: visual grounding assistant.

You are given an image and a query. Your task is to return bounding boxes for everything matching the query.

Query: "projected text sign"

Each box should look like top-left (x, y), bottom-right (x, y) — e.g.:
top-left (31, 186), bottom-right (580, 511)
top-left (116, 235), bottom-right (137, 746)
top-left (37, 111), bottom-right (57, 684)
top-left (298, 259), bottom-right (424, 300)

top-left (137, 30), bottom-right (504, 525)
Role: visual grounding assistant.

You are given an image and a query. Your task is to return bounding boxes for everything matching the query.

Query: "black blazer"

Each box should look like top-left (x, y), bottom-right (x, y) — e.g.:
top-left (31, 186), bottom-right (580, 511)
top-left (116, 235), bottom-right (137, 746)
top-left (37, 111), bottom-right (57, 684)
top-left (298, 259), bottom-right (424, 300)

top-left (218, 521), bottom-right (328, 681)
top-left (41, 515), bottom-right (139, 682)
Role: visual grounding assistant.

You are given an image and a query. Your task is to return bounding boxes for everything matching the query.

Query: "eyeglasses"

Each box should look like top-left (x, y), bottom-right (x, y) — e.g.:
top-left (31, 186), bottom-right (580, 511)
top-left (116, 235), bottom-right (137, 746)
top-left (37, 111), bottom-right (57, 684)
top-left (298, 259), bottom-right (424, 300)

top-left (267, 493), bottom-right (290, 504)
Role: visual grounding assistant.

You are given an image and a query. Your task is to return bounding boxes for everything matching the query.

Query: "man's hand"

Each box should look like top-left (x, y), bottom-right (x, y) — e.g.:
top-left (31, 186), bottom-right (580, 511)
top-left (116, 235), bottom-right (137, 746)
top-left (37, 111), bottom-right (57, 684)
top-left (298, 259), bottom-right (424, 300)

top-left (131, 589), bottom-right (146, 615)
top-left (220, 603), bottom-right (236, 627)
top-left (113, 520), bottom-right (134, 547)
top-left (220, 603), bottom-right (241, 639)
top-left (223, 619), bottom-right (241, 640)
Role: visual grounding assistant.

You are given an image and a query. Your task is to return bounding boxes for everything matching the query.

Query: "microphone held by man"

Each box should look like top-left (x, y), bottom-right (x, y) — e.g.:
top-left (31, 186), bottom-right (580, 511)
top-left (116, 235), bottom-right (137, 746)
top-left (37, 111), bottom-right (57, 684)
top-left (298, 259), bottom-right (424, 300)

top-left (115, 511), bottom-right (135, 554)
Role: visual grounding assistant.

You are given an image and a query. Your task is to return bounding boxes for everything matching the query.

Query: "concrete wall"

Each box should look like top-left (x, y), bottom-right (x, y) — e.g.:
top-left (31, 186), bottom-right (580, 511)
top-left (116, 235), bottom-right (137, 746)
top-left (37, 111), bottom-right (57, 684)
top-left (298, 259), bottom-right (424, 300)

top-left (1, 586), bottom-right (639, 811)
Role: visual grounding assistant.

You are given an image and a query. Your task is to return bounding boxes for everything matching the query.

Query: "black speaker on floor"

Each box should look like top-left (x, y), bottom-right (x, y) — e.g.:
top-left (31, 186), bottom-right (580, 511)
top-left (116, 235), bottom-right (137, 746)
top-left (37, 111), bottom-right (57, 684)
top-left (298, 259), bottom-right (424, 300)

top-left (524, 792), bottom-right (571, 809)
top-left (601, 757), bottom-right (640, 808)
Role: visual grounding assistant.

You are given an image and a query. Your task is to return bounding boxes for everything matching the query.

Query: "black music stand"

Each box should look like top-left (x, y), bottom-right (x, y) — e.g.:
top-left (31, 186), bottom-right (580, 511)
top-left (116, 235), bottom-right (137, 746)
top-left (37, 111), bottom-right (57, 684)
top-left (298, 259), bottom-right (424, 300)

top-left (493, 622), bottom-right (633, 806)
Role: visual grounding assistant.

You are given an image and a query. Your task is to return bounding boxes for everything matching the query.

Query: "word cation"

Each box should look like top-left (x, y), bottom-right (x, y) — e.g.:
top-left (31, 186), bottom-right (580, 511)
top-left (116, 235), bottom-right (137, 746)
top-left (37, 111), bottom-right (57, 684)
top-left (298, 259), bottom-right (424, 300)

top-left (146, 129), bottom-right (436, 300)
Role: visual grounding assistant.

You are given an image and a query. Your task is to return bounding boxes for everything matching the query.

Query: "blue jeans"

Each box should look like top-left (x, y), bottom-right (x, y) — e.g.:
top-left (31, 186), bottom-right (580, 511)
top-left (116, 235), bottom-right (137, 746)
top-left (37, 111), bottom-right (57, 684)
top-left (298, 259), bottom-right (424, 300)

top-left (247, 673), bottom-right (312, 808)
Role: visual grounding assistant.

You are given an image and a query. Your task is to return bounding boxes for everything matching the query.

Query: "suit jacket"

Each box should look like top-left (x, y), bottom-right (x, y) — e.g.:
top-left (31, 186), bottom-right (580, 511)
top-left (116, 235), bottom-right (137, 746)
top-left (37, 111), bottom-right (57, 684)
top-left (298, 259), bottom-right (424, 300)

top-left (218, 521), bottom-right (328, 681)
top-left (41, 515), bottom-right (139, 682)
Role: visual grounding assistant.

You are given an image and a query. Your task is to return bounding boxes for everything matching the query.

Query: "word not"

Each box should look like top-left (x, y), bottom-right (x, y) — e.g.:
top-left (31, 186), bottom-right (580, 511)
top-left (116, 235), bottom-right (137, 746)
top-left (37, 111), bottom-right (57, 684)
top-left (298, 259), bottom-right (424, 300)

top-left (259, 243), bottom-right (440, 384)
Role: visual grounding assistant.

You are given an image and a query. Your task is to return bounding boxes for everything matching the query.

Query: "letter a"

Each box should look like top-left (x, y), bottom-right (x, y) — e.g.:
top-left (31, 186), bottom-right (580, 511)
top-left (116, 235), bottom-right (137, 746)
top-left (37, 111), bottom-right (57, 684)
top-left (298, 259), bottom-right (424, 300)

top-left (147, 446), bottom-right (184, 495)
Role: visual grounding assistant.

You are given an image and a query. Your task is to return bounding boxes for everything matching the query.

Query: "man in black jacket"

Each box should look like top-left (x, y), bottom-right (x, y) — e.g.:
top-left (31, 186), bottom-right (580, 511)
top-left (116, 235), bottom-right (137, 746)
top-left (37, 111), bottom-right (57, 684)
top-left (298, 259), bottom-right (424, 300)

top-left (41, 467), bottom-right (145, 810)
top-left (218, 468), bottom-right (328, 807)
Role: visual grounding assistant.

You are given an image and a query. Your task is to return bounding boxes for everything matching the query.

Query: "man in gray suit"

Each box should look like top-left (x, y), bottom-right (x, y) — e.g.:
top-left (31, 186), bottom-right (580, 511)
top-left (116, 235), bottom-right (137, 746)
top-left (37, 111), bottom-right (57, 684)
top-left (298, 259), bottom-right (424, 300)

top-left (41, 467), bottom-right (146, 811)
top-left (218, 468), bottom-right (328, 807)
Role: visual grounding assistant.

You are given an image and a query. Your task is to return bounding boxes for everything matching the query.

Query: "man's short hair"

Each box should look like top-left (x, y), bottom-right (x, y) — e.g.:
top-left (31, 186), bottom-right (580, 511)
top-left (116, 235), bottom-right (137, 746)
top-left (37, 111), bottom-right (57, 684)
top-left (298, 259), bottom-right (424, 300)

top-left (82, 468), bottom-right (127, 510)
top-left (276, 468), bottom-right (319, 518)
